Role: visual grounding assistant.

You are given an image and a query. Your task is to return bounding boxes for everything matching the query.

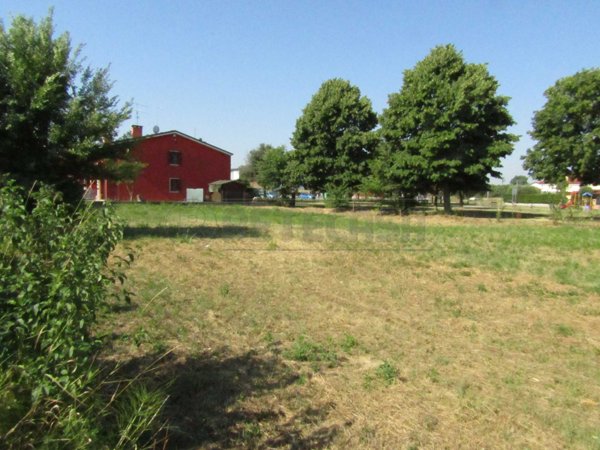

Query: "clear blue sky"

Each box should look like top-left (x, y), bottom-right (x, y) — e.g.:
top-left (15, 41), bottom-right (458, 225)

top-left (2, 1), bottom-right (599, 182)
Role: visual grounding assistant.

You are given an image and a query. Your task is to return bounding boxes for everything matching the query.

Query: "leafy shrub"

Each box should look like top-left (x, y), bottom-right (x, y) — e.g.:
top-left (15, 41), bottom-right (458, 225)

top-left (0, 181), bottom-right (129, 396)
top-left (0, 180), bottom-right (164, 448)
top-left (324, 184), bottom-right (351, 209)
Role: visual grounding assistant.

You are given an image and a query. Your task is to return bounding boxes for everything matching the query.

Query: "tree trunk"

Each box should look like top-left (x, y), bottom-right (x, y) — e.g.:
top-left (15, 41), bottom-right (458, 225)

top-left (459, 191), bottom-right (464, 207)
top-left (443, 187), bottom-right (452, 214)
top-left (289, 192), bottom-right (296, 208)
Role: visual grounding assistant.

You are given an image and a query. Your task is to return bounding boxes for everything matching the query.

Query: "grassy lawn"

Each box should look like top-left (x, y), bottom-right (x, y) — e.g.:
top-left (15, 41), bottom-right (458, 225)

top-left (99, 203), bottom-right (600, 449)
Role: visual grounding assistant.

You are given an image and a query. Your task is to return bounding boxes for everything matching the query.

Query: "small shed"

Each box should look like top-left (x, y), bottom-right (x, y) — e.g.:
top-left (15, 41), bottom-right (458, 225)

top-left (208, 180), bottom-right (250, 202)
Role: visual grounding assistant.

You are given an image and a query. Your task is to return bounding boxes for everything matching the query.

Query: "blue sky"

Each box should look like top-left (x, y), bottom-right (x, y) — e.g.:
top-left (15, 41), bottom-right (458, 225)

top-left (2, 1), bottom-right (599, 181)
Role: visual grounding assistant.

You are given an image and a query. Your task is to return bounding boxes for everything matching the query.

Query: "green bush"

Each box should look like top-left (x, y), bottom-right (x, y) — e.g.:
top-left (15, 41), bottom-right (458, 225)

top-left (0, 181), bottom-right (128, 396)
top-left (490, 184), bottom-right (563, 204)
top-left (0, 180), bottom-right (164, 449)
top-left (324, 184), bottom-right (351, 209)
top-left (514, 193), bottom-right (564, 204)
top-left (500, 192), bottom-right (563, 204)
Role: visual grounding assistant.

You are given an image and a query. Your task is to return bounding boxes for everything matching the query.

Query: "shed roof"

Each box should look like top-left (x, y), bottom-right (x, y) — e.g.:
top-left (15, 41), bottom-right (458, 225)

top-left (209, 179), bottom-right (245, 186)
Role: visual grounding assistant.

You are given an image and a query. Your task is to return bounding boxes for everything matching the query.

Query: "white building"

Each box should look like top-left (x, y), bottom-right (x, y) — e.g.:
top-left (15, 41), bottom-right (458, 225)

top-left (531, 181), bottom-right (559, 193)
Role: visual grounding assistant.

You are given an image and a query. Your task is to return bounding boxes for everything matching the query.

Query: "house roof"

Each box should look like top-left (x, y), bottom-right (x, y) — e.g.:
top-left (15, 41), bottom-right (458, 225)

top-left (133, 130), bottom-right (233, 156)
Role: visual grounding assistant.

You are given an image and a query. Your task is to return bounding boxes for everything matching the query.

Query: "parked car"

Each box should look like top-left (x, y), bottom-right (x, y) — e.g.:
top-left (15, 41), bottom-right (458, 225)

top-left (298, 193), bottom-right (314, 200)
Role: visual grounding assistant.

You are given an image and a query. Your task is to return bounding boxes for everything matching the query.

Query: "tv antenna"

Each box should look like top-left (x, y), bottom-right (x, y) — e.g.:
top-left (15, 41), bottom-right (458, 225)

top-left (132, 102), bottom-right (147, 123)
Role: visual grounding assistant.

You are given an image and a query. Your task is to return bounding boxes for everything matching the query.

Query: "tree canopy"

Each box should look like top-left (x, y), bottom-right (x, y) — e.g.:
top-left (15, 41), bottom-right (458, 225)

top-left (522, 68), bottom-right (600, 185)
top-left (510, 175), bottom-right (529, 185)
top-left (255, 145), bottom-right (288, 191)
top-left (290, 78), bottom-right (378, 196)
top-left (239, 143), bottom-right (273, 182)
top-left (0, 13), bottom-right (136, 203)
top-left (255, 146), bottom-right (301, 205)
top-left (377, 44), bottom-right (517, 213)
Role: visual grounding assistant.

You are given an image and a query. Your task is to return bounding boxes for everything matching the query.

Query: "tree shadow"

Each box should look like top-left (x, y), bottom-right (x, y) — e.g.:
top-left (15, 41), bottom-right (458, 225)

top-left (453, 209), bottom-right (548, 219)
top-left (123, 225), bottom-right (264, 240)
top-left (102, 348), bottom-right (342, 449)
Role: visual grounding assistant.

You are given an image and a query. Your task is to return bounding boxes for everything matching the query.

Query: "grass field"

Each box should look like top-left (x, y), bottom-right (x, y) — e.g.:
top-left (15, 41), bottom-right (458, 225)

top-left (98, 203), bottom-right (600, 449)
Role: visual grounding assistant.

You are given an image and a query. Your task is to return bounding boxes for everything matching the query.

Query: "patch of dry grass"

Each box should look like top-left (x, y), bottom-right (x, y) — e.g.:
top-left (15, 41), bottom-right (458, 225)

top-left (98, 205), bottom-right (600, 448)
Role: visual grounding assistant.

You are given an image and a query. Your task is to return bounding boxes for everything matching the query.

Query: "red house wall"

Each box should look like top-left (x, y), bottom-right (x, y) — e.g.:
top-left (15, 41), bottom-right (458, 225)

top-left (105, 132), bottom-right (230, 201)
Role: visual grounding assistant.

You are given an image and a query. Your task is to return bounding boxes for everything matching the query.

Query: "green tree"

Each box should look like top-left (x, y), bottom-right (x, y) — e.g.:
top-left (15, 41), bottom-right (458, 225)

top-left (255, 145), bottom-right (287, 191)
top-left (256, 146), bottom-right (301, 206)
top-left (510, 175), bottom-right (529, 185)
top-left (239, 143), bottom-right (273, 182)
top-left (0, 13), bottom-right (135, 203)
top-left (523, 68), bottom-right (600, 185)
top-left (378, 44), bottom-right (517, 213)
top-left (291, 78), bottom-right (378, 198)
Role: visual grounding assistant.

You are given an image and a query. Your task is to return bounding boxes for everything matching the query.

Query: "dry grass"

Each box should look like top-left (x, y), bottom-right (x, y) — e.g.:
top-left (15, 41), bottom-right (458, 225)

top-left (98, 204), bottom-right (600, 449)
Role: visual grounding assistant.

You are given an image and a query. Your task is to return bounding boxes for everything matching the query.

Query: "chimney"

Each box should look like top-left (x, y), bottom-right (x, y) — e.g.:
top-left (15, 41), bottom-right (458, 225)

top-left (131, 125), bottom-right (143, 138)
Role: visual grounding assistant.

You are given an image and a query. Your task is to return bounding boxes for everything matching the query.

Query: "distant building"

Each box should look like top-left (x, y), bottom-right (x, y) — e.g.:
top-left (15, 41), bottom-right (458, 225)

top-left (89, 125), bottom-right (232, 202)
top-left (230, 167), bottom-right (240, 180)
top-left (531, 181), bottom-right (559, 193)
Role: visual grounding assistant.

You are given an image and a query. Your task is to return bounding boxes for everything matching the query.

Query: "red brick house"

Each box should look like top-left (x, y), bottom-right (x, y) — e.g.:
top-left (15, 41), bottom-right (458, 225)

top-left (91, 125), bottom-right (232, 202)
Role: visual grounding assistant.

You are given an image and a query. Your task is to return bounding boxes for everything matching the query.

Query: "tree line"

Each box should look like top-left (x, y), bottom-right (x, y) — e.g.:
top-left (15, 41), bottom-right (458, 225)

top-left (241, 47), bottom-right (599, 213)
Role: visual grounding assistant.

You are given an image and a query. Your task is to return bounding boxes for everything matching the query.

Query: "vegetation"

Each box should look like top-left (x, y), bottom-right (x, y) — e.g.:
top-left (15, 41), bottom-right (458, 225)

top-left (376, 44), bottom-right (517, 214)
top-left (523, 68), bottom-right (600, 185)
top-left (291, 78), bottom-right (378, 200)
top-left (255, 145), bottom-right (301, 205)
top-left (0, 13), bottom-right (139, 204)
top-left (100, 202), bottom-right (600, 448)
top-left (2, 9), bottom-right (598, 448)
top-left (488, 183), bottom-right (564, 204)
top-left (510, 175), bottom-right (529, 185)
top-left (238, 143), bottom-right (273, 183)
top-left (0, 181), bottom-right (164, 448)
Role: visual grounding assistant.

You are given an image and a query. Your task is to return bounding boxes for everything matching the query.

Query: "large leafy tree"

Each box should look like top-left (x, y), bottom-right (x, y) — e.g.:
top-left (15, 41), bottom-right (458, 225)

top-left (523, 69), bottom-right (600, 185)
top-left (291, 78), bottom-right (378, 196)
top-left (0, 13), bottom-right (135, 203)
top-left (378, 44), bottom-right (517, 213)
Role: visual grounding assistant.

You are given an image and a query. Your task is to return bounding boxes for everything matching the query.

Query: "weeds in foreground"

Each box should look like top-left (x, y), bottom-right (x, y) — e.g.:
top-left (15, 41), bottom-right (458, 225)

top-left (364, 361), bottom-right (400, 389)
top-left (340, 334), bottom-right (359, 353)
top-left (284, 335), bottom-right (338, 368)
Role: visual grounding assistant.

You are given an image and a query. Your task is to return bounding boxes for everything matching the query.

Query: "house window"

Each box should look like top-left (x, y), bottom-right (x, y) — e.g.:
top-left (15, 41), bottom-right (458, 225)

top-left (169, 178), bottom-right (182, 193)
top-left (168, 150), bottom-right (182, 165)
